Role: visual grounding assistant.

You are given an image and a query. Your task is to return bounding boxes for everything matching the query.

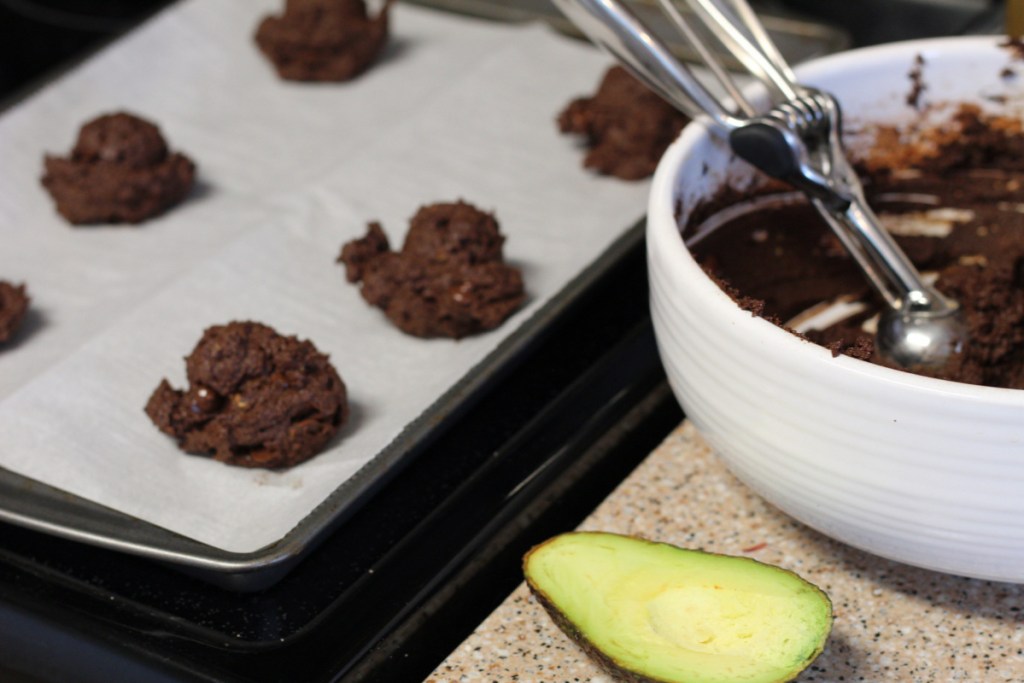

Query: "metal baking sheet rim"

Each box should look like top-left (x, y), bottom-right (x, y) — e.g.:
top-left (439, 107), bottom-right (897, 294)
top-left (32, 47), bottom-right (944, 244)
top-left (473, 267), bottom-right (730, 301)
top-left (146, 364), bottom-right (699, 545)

top-left (0, 220), bottom-right (646, 592)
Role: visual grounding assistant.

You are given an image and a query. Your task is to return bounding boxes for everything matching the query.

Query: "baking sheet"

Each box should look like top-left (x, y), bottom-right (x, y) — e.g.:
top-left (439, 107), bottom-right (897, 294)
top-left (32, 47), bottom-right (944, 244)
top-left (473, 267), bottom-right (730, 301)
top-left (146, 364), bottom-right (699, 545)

top-left (0, 0), bottom-right (654, 555)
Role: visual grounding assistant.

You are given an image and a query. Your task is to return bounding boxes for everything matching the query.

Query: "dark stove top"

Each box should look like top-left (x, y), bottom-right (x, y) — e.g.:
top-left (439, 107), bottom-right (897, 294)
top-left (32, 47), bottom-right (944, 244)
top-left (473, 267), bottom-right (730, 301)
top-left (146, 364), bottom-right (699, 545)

top-left (0, 1), bottom-right (168, 105)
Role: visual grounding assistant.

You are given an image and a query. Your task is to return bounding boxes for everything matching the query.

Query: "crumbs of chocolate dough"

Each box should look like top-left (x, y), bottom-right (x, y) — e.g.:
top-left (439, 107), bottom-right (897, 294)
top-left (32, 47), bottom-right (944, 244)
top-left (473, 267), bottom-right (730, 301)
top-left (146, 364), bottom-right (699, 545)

top-left (339, 201), bottom-right (525, 339)
top-left (41, 112), bottom-right (195, 225)
top-left (0, 282), bottom-right (29, 344)
top-left (907, 53), bottom-right (926, 110)
top-left (699, 261), bottom-right (809, 345)
top-left (255, 0), bottom-right (392, 82)
top-left (812, 331), bottom-right (875, 361)
top-left (861, 104), bottom-right (1024, 177)
top-left (917, 260), bottom-right (1024, 386)
top-left (558, 66), bottom-right (689, 180)
top-left (145, 321), bottom-right (348, 469)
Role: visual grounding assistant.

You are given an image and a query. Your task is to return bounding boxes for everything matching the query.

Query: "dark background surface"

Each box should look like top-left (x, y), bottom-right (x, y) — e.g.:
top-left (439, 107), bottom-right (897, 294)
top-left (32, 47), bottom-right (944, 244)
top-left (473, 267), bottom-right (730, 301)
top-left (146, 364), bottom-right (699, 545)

top-left (0, 1), bottom-right (172, 104)
top-left (0, 1), bottom-right (1008, 681)
top-left (0, 0), bottom-right (1004, 102)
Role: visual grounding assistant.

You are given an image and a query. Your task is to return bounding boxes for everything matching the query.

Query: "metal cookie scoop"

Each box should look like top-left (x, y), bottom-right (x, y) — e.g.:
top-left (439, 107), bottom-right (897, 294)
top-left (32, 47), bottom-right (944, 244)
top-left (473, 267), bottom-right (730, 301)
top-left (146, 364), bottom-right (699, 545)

top-left (553, 0), bottom-right (965, 369)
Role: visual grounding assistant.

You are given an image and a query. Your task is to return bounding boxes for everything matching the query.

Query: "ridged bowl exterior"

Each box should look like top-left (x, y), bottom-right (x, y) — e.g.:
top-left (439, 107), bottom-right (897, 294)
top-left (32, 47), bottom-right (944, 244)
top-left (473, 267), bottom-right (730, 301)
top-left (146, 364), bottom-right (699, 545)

top-left (647, 37), bottom-right (1024, 582)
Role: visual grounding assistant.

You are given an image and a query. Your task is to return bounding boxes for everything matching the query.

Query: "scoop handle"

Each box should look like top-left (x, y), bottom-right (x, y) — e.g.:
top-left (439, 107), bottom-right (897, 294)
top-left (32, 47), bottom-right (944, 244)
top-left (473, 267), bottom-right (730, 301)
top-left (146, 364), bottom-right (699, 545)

top-left (813, 191), bottom-right (958, 315)
top-left (551, 0), bottom-right (742, 130)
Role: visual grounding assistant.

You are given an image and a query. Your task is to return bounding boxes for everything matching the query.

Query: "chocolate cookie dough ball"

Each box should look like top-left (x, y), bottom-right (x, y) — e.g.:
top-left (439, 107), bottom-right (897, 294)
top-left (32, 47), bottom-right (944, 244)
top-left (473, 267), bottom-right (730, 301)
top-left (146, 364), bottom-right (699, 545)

top-left (402, 201), bottom-right (506, 266)
top-left (254, 0), bottom-right (392, 82)
top-left (145, 322), bottom-right (348, 469)
top-left (0, 281), bottom-right (29, 344)
top-left (558, 66), bottom-right (689, 180)
top-left (338, 201), bottom-right (525, 339)
top-left (41, 112), bottom-right (195, 225)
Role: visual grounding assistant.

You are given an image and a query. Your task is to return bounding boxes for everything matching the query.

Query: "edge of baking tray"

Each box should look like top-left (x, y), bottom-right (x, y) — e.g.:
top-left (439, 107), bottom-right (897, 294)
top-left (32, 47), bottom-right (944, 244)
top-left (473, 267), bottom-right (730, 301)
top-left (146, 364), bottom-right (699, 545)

top-left (0, 219), bottom-right (646, 591)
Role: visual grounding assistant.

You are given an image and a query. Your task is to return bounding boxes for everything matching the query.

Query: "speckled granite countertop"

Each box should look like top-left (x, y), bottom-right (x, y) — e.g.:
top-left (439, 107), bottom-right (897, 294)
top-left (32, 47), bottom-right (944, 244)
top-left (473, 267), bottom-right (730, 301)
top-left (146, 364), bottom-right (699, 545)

top-left (428, 420), bottom-right (1024, 682)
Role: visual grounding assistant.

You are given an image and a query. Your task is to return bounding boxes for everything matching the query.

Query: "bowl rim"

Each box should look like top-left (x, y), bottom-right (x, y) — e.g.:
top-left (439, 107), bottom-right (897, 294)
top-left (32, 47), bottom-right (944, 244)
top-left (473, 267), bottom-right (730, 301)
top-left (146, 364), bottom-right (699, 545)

top-left (648, 34), bottom-right (1024, 406)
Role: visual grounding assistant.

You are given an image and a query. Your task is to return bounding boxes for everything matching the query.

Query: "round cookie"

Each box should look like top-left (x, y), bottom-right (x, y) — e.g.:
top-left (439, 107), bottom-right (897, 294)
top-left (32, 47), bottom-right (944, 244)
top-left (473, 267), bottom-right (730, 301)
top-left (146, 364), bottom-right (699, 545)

top-left (145, 321), bottom-right (348, 469)
top-left (558, 65), bottom-right (690, 180)
top-left (338, 201), bottom-right (525, 339)
top-left (41, 112), bottom-right (196, 225)
top-left (254, 0), bottom-right (392, 82)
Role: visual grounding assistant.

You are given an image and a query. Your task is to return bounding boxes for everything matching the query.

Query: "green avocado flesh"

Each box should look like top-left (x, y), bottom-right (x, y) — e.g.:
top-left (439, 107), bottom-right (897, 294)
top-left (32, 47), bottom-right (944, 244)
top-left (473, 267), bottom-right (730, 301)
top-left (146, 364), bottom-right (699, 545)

top-left (523, 532), bottom-right (832, 683)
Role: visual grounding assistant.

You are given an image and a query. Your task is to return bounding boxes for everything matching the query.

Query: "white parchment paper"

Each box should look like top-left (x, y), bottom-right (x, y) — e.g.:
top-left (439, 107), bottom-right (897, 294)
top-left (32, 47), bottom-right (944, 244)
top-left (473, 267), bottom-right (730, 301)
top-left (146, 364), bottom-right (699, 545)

top-left (0, 0), bottom-right (655, 552)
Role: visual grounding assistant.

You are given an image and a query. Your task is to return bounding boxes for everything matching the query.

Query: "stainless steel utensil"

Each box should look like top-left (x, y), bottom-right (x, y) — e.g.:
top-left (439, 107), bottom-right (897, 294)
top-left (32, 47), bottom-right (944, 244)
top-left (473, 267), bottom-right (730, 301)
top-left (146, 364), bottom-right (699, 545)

top-left (554, 0), bottom-right (965, 369)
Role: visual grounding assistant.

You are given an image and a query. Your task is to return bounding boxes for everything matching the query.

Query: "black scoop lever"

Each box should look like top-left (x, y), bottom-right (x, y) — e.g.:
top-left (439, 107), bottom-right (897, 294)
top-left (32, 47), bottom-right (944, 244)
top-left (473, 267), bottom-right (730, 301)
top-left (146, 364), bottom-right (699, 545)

top-left (729, 122), bottom-right (851, 212)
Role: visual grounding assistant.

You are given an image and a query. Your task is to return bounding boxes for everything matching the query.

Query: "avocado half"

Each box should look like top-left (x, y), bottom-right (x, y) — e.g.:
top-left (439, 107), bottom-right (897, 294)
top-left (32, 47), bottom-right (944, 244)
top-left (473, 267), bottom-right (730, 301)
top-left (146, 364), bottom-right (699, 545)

top-left (523, 532), bottom-right (832, 683)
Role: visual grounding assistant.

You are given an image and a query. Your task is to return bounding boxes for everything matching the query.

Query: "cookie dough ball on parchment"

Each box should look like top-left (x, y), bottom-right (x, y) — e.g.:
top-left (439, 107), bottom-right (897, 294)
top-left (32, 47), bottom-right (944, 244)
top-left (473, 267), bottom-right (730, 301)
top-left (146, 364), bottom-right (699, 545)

top-left (338, 200), bottom-right (525, 339)
top-left (145, 322), bottom-right (348, 469)
top-left (41, 112), bottom-right (196, 225)
top-left (558, 65), bottom-right (689, 180)
top-left (255, 0), bottom-right (393, 82)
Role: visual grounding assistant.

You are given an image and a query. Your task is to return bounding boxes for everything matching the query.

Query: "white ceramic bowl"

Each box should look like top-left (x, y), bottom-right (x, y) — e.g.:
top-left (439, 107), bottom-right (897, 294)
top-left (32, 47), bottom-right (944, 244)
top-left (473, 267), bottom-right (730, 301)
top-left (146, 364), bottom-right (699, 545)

top-left (648, 36), bottom-right (1024, 583)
